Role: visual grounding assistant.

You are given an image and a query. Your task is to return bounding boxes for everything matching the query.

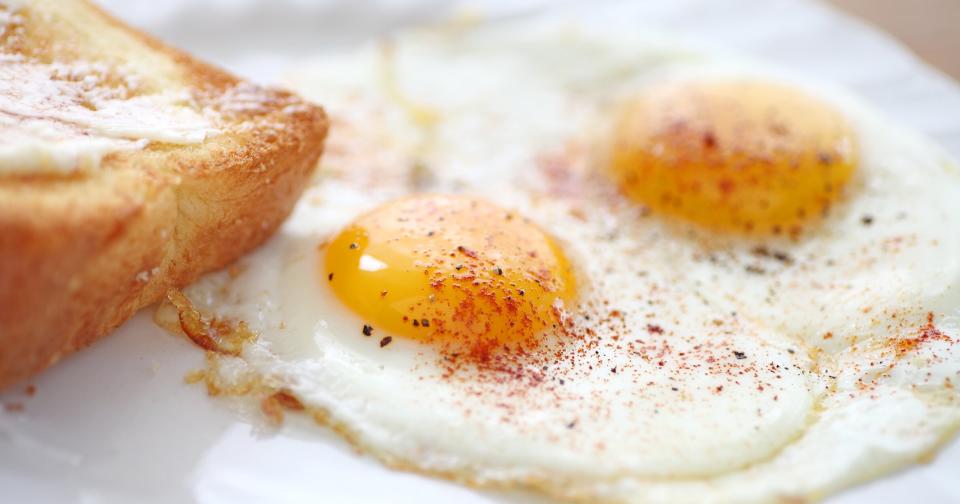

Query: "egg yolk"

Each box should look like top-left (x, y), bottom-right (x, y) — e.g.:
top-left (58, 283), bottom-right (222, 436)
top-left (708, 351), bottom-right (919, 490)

top-left (324, 195), bottom-right (576, 357)
top-left (609, 80), bottom-right (857, 235)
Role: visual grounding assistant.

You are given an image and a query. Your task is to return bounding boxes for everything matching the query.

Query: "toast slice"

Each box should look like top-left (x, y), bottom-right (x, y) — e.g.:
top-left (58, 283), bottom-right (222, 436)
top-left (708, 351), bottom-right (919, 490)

top-left (0, 0), bottom-right (328, 389)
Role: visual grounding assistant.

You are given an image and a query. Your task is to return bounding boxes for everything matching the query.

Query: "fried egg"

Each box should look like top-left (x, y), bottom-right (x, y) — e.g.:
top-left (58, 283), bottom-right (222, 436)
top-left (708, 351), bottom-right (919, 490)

top-left (170, 16), bottom-right (960, 504)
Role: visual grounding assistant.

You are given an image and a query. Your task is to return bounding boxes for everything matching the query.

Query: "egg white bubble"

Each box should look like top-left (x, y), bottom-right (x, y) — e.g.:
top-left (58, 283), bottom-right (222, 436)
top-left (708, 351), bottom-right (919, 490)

top-left (182, 15), bottom-right (960, 504)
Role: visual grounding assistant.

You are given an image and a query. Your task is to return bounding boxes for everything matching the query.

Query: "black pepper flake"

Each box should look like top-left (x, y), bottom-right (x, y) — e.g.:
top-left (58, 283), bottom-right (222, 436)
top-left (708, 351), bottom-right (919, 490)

top-left (362, 324), bottom-right (373, 336)
top-left (413, 320), bottom-right (420, 327)
top-left (518, 289), bottom-right (525, 296)
top-left (787, 348), bottom-right (796, 354)
top-left (455, 264), bottom-right (463, 270)
top-left (421, 319), bottom-right (430, 327)
top-left (427, 231), bottom-right (435, 237)
top-left (702, 131), bottom-right (717, 149)
top-left (494, 267), bottom-right (503, 276)
top-left (456, 245), bottom-right (478, 258)
top-left (558, 379), bottom-right (565, 385)
top-left (566, 421), bottom-right (576, 429)
top-left (733, 350), bottom-right (747, 360)
top-left (671, 387), bottom-right (679, 392)
top-left (745, 265), bottom-right (766, 275)
top-left (380, 290), bottom-right (388, 297)
top-left (772, 251), bottom-right (792, 264)
top-left (328, 272), bottom-right (334, 281)
top-left (379, 336), bottom-right (393, 348)
top-left (611, 367), bottom-right (617, 374)
top-left (860, 215), bottom-right (874, 226)
top-left (753, 246), bottom-right (785, 262)
top-left (349, 242), bottom-right (359, 250)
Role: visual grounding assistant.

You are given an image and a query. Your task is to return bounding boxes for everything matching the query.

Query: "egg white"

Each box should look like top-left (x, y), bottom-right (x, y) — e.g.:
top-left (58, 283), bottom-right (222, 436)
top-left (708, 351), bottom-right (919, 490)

top-left (179, 16), bottom-right (960, 504)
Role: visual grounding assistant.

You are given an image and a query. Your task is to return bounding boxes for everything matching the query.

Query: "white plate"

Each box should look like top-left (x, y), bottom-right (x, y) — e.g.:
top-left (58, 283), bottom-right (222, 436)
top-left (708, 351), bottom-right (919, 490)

top-left (2, 1), bottom-right (959, 502)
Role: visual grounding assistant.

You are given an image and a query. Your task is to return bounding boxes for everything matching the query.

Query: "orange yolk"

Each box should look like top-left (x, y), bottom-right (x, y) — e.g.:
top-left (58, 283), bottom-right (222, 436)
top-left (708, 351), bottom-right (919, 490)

top-left (609, 80), bottom-right (857, 235)
top-left (324, 195), bottom-right (576, 357)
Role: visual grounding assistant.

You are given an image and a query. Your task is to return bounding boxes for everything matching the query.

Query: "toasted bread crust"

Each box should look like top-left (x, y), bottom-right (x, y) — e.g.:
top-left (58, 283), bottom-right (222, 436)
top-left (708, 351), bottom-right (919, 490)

top-left (0, 0), bottom-right (328, 388)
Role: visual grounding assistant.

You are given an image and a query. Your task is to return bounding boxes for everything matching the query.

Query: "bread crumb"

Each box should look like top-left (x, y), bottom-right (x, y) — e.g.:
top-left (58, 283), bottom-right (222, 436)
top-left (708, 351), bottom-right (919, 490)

top-left (261, 394), bottom-right (285, 425)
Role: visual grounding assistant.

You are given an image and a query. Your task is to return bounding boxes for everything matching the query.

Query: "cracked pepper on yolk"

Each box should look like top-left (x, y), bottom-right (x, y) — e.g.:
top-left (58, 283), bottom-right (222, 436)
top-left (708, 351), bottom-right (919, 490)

top-left (609, 80), bottom-right (857, 235)
top-left (324, 195), bottom-right (576, 356)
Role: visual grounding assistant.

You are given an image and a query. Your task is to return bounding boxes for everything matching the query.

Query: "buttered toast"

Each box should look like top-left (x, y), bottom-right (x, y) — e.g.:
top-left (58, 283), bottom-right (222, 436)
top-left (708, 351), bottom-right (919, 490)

top-left (0, 0), bottom-right (328, 388)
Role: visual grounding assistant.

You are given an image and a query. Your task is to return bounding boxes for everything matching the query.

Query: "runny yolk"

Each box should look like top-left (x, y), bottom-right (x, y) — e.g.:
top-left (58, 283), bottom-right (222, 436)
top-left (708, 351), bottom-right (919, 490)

top-left (323, 195), bottom-right (576, 358)
top-left (609, 80), bottom-right (857, 235)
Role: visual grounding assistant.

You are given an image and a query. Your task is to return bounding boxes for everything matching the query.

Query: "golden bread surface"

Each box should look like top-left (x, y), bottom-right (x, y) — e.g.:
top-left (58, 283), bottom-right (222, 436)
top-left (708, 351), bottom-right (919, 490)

top-left (0, 0), bottom-right (328, 388)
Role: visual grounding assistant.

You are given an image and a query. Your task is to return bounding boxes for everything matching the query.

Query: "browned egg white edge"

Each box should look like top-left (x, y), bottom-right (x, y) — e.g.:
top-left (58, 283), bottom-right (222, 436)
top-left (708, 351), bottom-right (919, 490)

top-left (153, 288), bottom-right (958, 504)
